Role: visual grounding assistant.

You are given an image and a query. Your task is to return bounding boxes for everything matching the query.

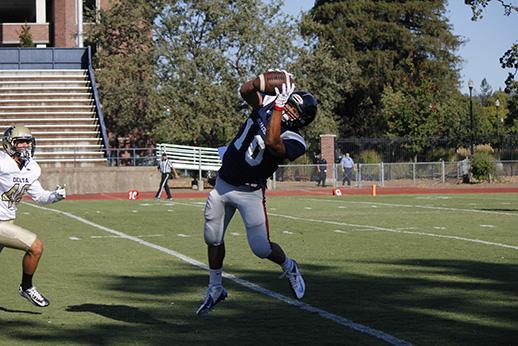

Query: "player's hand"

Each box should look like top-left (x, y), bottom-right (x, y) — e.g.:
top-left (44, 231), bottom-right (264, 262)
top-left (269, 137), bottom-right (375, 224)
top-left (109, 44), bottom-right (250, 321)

top-left (53, 184), bottom-right (66, 201)
top-left (274, 82), bottom-right (295, 111)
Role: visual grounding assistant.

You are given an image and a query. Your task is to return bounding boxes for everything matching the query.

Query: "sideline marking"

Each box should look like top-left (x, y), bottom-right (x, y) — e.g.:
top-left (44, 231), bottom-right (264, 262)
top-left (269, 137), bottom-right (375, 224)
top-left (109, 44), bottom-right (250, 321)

top-left (23, 202), bottom-right (411, 346)
top-left (268, 212), bottom-right (518, 251)
top-left (173, 201), bottom-right (518, 251)
top-left (331, 200), bottom-right (518, 217)
top-left (90, 234), bottom-right (163, 239)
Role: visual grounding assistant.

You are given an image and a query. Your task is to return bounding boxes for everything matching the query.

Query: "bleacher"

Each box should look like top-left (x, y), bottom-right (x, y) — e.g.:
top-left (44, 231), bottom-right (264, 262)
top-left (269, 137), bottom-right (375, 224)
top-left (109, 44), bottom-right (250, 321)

top-left (156, 143), bottom-right (222, 171)
top-left (0, 48), bottom-right (108, 167)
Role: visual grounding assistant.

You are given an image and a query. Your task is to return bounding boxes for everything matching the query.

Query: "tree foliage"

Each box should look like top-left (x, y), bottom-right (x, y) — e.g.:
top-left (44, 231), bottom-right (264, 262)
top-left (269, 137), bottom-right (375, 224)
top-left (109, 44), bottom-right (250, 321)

top-left (153, 0), bottom-right (299, 147)
top-left (85, 0), bottom-right (162, 136)
top-left (465, 0), bottom-right (518, 94)
top-left (300, 0), bottom-right (463, 140)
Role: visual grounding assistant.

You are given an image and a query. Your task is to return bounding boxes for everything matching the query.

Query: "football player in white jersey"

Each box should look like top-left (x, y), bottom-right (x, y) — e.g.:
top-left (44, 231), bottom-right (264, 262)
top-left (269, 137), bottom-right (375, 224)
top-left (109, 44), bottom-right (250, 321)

top-left (0, 125), bottom-right (66, 307)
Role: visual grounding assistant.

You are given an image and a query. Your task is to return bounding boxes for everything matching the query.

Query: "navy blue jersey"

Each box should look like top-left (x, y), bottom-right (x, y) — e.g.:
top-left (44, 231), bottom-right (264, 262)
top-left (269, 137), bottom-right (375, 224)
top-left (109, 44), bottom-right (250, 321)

top-left (218, 100), bottom-right (306, 187)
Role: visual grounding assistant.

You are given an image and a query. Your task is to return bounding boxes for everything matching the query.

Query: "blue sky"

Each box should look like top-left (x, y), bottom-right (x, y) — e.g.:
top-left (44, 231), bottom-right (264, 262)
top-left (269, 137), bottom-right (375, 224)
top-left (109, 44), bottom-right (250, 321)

top-left (281, 0), bottom-right (517, 95)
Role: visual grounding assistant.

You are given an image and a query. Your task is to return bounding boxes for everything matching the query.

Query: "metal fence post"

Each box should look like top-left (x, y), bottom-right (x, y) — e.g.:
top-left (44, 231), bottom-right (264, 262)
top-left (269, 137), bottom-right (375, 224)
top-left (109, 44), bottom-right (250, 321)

top-left (358, 163), bottom-right (362, 187)
top-left (198, 148), bottom-right (203, 191)
top-left (441, 160), bottom-right (445, 183)
top-left (412, 162), bottom-right (416, 184)
top-left (380, 162), bottom-right (385, 186)
top-left (272, 171), bottom-right (277, 190)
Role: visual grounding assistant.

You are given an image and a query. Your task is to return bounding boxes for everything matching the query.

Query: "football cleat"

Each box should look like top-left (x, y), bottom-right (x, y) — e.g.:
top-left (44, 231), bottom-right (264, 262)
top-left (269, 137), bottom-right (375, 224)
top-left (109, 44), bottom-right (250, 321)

top-left (196, 285), bottom-right (228, 316)
top-left (280, 260), bottom-right (305, 300)
top-left (19, 286), bottom-right (50, 307)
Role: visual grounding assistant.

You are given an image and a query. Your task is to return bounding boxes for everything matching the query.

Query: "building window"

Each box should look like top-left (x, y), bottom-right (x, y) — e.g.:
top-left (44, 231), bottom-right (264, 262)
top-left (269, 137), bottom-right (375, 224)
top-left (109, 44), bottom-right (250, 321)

top-left (84, 0), bottom-right (97, 23)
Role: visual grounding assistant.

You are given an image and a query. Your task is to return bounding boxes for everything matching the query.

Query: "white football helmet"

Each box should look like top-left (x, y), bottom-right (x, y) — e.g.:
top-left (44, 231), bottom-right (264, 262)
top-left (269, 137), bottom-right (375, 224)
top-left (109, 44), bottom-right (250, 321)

top-left (2, 125), bottom-right (35, 160)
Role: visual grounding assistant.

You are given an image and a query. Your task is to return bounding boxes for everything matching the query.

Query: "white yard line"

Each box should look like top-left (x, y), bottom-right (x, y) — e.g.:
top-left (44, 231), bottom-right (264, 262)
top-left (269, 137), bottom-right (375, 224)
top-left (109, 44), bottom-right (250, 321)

top-left (268, 212), bottom-right (518, 251)
top-left (170, 200), bottom-right (518, 251)
top-left (312, 199), bottom-right (518, 217)
top-left (23, 202), bottom-right (411, 346)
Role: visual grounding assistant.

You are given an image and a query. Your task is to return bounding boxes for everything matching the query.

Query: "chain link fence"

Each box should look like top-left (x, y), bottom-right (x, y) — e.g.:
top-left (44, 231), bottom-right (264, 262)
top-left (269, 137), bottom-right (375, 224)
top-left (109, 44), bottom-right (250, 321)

top-left (271, 161), bottom-right (518, 189)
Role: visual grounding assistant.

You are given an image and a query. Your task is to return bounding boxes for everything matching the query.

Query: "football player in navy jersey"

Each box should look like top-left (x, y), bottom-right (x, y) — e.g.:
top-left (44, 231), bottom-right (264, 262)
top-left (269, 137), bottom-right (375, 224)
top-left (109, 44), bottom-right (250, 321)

top-left (196, 73), bottom-right (317, 315)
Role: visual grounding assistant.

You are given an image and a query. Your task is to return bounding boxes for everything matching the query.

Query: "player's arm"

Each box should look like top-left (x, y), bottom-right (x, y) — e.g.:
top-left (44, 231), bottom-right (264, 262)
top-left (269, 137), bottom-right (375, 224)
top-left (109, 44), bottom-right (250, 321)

top-left (240, 79), bottom-right (263, 109)
top-left (27, 180), bottom-right (66, 204)
top-left (266, 83), bottom-right (295, 158)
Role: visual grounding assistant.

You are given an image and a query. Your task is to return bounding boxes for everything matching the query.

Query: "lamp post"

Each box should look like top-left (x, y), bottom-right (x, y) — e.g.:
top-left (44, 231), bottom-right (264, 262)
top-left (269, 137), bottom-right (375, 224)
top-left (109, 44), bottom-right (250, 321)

top-left (468, 80), bottom-right (474, 154)
top-left (495, 99), bottom-right (500, 146)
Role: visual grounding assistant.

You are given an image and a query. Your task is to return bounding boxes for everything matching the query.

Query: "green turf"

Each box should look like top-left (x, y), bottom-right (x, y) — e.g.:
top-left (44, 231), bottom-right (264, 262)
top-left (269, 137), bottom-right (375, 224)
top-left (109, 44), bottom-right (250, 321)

top-left (1, 193), bottom-right (517, 345)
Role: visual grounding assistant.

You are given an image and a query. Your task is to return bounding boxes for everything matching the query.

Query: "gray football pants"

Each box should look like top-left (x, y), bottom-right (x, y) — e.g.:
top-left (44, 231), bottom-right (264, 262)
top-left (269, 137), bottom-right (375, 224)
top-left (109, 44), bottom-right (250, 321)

top-left (204, 177), bottom-right (272, 258)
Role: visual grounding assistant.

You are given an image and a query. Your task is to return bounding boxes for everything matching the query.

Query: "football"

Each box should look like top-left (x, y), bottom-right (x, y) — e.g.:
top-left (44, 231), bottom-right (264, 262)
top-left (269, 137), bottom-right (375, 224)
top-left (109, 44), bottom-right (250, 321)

top-left (252, 71), bottom-right (294, 96)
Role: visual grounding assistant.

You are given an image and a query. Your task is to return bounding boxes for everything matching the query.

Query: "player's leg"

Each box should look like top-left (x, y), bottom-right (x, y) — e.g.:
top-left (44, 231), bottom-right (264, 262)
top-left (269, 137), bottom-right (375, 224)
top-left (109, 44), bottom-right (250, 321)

top-left (238, 188), bottom-right (306, 300)
top-left (0, 221), bottom-right (49, 307)
top-left (197, 178), bottom-right (236, 315)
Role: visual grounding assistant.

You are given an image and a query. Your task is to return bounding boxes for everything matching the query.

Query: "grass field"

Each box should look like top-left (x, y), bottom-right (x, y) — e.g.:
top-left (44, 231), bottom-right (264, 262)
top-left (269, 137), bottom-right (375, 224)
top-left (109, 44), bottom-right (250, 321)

top-left (1, 193), bottom-right (517, 345)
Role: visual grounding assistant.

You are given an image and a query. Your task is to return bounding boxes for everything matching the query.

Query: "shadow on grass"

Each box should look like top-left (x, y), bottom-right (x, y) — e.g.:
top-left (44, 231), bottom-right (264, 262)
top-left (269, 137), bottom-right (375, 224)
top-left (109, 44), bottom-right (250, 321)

top-left (0, 306), bottom-right (42, 315)
top-left (2, 259), bottom-right (518, 345)
top-left (66, 304), bottom-right (168, 325)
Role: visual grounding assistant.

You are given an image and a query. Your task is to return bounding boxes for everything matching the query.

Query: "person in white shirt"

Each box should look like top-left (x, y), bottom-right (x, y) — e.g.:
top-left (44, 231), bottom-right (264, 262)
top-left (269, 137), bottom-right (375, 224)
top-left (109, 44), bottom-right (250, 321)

top-left (340, 153), bottom-right (355, 186)
top-left (155, 153), bottom-right (178, 200)
top-left (0, 125), bottom-right (66, 307)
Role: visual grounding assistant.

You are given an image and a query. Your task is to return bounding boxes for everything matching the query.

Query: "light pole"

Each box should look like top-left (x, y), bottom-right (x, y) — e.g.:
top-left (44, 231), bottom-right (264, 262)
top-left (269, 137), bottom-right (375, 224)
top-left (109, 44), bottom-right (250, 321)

top-left (495, 99), bottom-right (500, 145)
top-left (468, 80), bottom-right (474, 154)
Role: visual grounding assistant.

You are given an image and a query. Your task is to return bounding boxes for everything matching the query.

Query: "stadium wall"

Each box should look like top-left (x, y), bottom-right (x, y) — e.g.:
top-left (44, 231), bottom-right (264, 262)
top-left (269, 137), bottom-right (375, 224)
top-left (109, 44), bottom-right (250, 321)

top-left (39, 167), bottom-right (192, 195)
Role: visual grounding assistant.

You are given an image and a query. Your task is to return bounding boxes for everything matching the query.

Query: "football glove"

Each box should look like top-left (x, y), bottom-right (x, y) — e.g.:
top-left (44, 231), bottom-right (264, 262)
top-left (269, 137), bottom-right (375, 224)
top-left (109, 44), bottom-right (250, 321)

top-left (274, 82), bottom-right (295, 111)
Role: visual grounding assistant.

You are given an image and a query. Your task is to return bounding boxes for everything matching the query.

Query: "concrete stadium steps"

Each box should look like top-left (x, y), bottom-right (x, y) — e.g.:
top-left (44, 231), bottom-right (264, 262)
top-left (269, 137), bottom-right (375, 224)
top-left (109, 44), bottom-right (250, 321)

top-left (0, 99), bottom-right (93, 106)
top-left (0, 118), bottom-right (98, 126)
top-left (0, 92), bottom-right (91, 99)
top-left (0, 69), bottom-right (106, 167)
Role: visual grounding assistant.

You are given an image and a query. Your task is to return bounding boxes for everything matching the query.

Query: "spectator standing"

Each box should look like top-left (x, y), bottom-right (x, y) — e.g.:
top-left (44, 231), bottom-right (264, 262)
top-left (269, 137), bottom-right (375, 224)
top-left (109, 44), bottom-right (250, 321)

top-left (316, 155), bottom-right (327, 187)
top-left (155, 153), bottom-right (178, 200)
top-left (340, 153), bottom-right (355, 186)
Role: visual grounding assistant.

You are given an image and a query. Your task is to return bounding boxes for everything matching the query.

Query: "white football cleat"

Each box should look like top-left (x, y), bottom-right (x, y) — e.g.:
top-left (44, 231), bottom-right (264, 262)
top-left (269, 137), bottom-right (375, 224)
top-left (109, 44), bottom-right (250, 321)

top-left (280, 260), bottom-right (305, 300)
top-left (19, 286), bottom-right (50, 307)
top-left (196, 285), bottom-right (228, 316)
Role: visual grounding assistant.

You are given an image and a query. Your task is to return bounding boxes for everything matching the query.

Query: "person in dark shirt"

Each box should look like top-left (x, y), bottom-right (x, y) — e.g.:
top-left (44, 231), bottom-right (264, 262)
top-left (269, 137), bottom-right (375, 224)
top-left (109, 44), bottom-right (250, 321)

top-left (196, 71), bottom-right (317, 315)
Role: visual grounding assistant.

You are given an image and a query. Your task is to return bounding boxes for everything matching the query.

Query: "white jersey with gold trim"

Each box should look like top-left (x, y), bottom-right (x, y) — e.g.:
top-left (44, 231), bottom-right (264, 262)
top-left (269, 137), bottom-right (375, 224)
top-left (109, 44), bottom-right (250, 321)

top-left (0, 151), bottom-right (54, 221)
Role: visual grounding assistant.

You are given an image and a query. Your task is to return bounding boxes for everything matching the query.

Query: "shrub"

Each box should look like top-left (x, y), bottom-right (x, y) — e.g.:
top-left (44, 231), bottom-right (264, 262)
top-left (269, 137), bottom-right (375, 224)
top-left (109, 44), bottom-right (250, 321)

top-left (360, 150), bottom-right (382, 163)
top-left (18, 23), bottom-right (34, 47)
top-left (470, 152), bottom-right (495, 182)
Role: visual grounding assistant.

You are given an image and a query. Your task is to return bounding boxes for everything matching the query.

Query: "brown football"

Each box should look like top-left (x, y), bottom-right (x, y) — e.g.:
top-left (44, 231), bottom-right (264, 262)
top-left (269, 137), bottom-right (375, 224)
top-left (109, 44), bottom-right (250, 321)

top-left (252, 71), bottom-right (294, 96)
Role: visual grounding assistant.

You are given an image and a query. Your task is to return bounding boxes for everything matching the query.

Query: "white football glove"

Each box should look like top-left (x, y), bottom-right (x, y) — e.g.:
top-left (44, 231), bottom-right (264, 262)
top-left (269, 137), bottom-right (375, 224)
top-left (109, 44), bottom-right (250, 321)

top-left (274, 81), bottom-right (295, 111)
top-left (52, 184), bottom-right (66, 202)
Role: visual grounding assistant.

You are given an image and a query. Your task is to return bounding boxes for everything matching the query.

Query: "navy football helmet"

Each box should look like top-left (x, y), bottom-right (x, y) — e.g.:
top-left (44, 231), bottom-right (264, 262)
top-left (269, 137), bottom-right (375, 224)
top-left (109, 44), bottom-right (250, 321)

top-left (282, 91), bottom-right (317, 129)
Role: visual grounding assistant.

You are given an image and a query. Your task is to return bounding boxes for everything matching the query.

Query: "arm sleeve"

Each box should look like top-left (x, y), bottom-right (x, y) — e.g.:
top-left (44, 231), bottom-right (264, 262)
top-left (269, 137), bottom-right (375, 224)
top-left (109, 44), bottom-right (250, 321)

top-left (280, 131), bottom-right (307, 162)
top-left (26, 180), bottom-right (60, 204)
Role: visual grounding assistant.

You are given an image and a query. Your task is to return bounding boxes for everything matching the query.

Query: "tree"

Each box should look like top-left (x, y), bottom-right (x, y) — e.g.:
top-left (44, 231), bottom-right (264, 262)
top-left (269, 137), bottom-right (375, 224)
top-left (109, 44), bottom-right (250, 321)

top-left (479, 78), bottom-right (493, 106)
top-left (153, 0), bottom-right (299, 147)
top-left (85, 0), bottom-right (162, 137)
top-left (300, 0), bottom-right (463, 139)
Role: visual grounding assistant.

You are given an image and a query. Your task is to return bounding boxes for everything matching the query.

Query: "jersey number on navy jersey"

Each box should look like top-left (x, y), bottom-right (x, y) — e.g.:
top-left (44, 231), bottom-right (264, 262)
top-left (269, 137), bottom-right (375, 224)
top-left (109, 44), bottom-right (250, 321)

top-left (2, 183), bottom-right (30, 208)
top-left (234, 118), bottom-right (265, 166)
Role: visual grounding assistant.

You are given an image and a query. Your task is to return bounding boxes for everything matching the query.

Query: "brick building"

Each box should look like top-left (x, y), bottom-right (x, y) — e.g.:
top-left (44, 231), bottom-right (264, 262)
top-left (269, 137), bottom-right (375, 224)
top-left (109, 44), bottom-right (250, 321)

top-left (0, 0), bottom-right (114, 48)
